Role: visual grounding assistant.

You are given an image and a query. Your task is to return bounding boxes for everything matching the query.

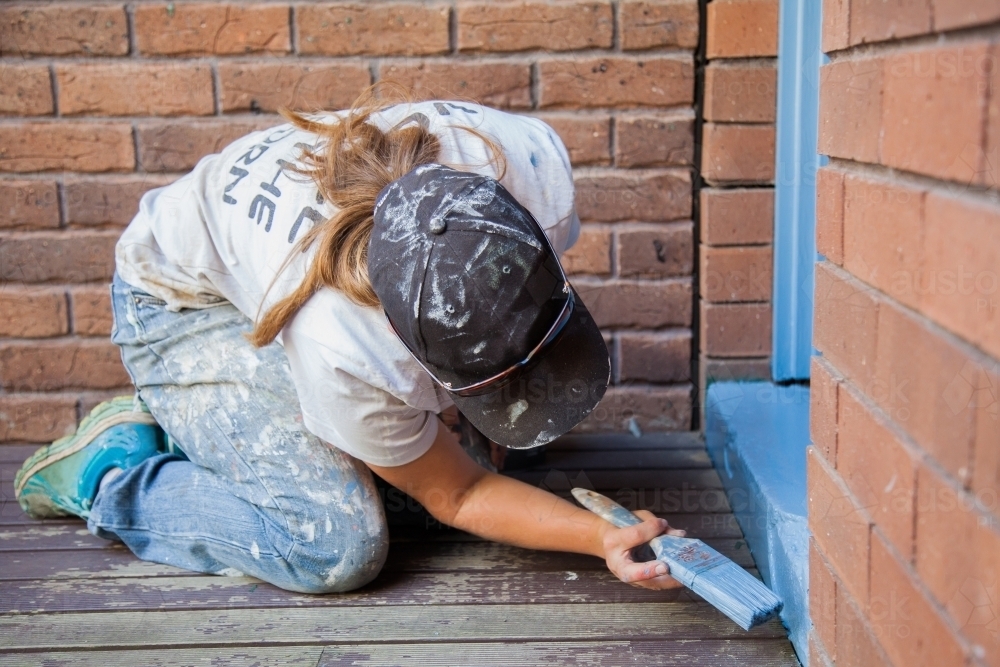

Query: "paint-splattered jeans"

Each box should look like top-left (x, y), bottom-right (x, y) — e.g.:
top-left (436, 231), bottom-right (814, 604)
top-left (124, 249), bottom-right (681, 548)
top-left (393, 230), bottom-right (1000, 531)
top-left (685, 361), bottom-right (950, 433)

top-left (88, 273), bottom-right (390, 593)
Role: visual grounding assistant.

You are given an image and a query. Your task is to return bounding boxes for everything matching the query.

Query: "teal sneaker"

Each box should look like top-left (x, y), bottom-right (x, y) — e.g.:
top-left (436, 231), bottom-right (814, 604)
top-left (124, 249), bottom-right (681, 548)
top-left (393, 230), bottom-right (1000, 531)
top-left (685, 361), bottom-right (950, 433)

top-left (14, 396), bottom-right (166, 519)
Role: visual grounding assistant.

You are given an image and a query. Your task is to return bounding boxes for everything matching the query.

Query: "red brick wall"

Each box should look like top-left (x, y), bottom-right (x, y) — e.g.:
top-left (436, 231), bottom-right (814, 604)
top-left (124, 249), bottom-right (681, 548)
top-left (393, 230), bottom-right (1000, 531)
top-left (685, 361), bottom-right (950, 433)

top-left (810, 2), bottom-right (1000, 666)
top-left (698, 0), bottom-right (778, 399)
top-left (0, 1), bottom-right (701, 444)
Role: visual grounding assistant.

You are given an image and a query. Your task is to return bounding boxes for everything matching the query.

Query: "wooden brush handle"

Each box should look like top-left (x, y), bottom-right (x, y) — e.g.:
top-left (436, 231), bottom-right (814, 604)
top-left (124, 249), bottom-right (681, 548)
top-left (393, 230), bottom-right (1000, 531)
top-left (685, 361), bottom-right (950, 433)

top-left (571, 488), bottom-right (643, 528)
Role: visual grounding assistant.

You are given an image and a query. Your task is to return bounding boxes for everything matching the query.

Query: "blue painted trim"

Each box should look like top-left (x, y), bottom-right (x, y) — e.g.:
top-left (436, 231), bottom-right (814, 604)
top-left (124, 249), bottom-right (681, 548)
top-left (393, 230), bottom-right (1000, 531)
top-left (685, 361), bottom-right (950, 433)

top-left (772, 0), bottom-right (823, 381)
top-left (705, 382), bottom-right (810, 662)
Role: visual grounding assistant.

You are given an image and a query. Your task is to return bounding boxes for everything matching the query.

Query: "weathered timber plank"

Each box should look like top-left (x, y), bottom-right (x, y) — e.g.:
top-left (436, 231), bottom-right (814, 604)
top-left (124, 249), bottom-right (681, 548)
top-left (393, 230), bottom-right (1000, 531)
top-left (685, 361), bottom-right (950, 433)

top-left (0, 602), bottom-right (788, 650)
top-left (549, 432), bottom-right (704, 450)
top-left (388, 512), bottom-right (744, 542)
top-left (0, 445), bottom-right (35, 464)
top-left (507, 468), bottom-right (724, 490)
top-left (1, 549), bottom-right (186, 580)
top-left (317, 639), bottom-right (799, 667)
top-left (525, 448), bottom-right (711, 471)
top-left (0, 569), bottom-right (723, 614)
top-left (0, 532), bottom-right (754, 569)
top-left (0, 646), bottom-right (324, 666)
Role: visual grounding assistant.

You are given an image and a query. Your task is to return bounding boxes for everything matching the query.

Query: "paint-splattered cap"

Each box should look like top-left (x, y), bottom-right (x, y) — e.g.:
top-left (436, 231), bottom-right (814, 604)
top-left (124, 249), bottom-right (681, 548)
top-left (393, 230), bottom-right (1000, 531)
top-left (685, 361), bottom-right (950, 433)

top-left (369, 164), bottom-right (610, 449)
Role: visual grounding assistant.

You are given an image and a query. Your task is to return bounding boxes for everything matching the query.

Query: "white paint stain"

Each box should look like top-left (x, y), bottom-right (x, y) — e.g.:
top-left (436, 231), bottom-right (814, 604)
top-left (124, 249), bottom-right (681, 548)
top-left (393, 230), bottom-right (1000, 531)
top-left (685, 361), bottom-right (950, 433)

top-left (215, 568), bottom-right (245, 577)
top-left (565, 572), bottom-right (578, 581)
top-left (250, 541), bottom-right (260, 560)
top-left (507, 399), bottom-right (529, 425)
top-left (325, 515), bottom-right (333, 534)
top-left (302, 522), bottom-right (316, 543)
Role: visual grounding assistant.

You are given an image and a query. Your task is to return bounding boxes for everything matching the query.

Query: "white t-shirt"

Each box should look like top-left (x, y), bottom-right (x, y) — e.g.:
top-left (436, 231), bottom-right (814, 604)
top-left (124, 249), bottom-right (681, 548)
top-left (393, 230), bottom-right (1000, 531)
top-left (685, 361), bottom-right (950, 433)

top-left (116, 101), bottom-right (580, 466)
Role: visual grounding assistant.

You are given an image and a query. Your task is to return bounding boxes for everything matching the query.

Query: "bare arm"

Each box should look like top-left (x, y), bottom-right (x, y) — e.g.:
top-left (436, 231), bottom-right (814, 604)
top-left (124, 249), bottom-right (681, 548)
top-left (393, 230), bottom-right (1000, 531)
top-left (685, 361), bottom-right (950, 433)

top-left (367, 417), bottom-right (686, 590)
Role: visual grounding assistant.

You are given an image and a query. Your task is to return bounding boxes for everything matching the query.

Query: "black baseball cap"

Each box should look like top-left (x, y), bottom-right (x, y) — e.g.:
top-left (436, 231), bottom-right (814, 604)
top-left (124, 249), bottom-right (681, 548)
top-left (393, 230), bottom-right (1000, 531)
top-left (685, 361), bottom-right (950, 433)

top-left (368, 164), bottom-right (609, 449)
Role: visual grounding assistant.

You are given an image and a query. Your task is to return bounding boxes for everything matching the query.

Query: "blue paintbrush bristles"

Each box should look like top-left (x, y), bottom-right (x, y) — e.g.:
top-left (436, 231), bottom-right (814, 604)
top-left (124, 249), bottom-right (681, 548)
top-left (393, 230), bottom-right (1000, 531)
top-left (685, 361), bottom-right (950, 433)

top-left (572, 488), bottom-right (783, 630)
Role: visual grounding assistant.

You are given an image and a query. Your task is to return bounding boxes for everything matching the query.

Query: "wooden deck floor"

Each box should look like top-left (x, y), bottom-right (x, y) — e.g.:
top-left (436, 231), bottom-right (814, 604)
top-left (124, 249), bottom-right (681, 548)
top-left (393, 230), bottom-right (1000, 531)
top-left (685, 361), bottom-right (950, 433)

top-left (0, 433), bottom-right (799, 666)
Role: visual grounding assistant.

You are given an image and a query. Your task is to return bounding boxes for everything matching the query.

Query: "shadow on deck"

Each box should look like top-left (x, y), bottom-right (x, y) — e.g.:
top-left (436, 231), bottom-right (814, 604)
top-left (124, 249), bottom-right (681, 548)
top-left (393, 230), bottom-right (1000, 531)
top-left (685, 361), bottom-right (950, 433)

top-left (0, 433), bottom-right (799, 666)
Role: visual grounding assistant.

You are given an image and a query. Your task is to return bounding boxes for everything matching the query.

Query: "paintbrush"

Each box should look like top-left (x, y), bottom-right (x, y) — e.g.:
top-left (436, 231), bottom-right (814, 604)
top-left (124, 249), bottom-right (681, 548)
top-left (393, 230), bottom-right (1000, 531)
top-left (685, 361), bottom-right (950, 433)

top-left (572, 488), bottom-right (783, 630)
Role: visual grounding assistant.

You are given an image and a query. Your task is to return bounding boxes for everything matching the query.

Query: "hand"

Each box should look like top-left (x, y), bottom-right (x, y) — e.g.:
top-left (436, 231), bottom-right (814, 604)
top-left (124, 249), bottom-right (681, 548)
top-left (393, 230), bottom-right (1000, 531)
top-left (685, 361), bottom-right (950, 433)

top-left (601, 510), bottom-right (687, 590)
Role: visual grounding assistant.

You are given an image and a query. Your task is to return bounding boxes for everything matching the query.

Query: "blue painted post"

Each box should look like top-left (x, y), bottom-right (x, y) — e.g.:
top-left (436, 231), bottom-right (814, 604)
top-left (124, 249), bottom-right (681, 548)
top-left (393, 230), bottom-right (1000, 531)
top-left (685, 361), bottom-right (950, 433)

top-left (772, 0), bottom-right (824, 381)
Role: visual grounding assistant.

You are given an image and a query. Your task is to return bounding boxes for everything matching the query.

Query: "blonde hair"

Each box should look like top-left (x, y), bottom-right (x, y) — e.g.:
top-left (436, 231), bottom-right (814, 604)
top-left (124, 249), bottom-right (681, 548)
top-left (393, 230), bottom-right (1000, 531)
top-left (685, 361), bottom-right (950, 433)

top-left (249, 84), bottom-right (505, 347)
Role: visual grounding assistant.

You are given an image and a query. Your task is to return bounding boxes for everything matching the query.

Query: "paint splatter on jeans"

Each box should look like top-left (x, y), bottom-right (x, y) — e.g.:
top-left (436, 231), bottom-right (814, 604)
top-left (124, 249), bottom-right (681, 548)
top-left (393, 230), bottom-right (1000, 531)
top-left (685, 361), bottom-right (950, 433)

top-left (90, 275), bottom-right (407, 593)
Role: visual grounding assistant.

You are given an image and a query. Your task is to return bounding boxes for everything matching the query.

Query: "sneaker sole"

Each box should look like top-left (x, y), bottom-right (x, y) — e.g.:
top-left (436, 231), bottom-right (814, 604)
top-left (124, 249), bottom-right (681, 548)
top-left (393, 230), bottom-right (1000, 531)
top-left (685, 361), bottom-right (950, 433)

top-left (14, 396), bottom-right (157, 499)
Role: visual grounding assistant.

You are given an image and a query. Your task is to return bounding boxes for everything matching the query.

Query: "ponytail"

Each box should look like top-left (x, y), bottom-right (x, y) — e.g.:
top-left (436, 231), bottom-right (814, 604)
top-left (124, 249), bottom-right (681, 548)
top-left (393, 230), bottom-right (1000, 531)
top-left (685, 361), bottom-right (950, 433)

top-left (249, 84), bottom-right (504, 347)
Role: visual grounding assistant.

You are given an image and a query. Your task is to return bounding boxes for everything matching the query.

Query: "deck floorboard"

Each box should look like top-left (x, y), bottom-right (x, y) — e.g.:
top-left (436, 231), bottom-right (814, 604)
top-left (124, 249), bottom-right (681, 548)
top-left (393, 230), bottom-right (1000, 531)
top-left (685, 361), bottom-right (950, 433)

top-left (0, 435), bottom-right (798, 666)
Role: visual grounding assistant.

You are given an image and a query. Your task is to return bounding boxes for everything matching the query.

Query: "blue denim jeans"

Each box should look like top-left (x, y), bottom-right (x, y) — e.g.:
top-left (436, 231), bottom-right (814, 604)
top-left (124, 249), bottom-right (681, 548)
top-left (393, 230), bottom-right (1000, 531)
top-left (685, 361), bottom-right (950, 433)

top-left (88, 274), bottom-right (390, 593)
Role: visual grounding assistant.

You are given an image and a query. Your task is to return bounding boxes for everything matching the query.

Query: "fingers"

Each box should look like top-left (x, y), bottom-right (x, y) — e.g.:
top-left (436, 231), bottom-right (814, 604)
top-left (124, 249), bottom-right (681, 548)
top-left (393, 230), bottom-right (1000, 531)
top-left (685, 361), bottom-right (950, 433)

top-left (618, 558), bottom-right (669, 584)
top-left (631, 510), bottom-right (687, 537)
top-left (609, 517), bottom-right (670, 551)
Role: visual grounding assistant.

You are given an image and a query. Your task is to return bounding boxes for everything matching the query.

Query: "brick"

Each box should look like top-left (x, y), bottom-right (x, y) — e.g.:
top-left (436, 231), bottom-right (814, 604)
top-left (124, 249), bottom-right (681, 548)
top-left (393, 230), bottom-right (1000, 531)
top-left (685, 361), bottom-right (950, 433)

top-left (917, 463), bottom-right (1000, 665)
top-left (0, 231), bottom-right (119, 284)
top-left (703, 62), bottom-right (777, 123)
top-left (699, 302), bottom-right (771, 357)
top-left (536, 114), bottom-right (611, 166)
top-left (0, 63), bottom-right (52, 116)
top-left (300, 2), bottom-right (449, 56)
top-left (818, 58), bottom-right (882, 164)
top-left (618, 331), bottom-right (691, 383)
top-left (882, 43), bottom-right (990, 184)
top-left (700, 245), bottom-right (772, 303)
top-left (971, 363), bottom-right (1000, 517)
top-left (137, 119), bottom-right (279, 172)
top-left (813, 262), bottom-right (879, 389)
top-left (615, 113), bottom-right (694, 167)
top-left (220, 62), bottom-right (371, 113)
top-left (700, 124), bottom-right (775, 184)
top-left (842, 174), bottom-right (924, 309)
top-left (575, 170), bottom-right (691, 222)
top-left (838, 387), bottom-right (917, 559)
top-left (921, 192), bottom-right (1000, 361)
top-left (809, 633), bottom-right (834, 667)
top-left (64, 175), bottom-right (175, 227)
top-left (57, 63), bottom-right (214, 117)
top-left (576, 278), bottom-right (692, 328)
top-left (577, 384), bottom-right (692, 432)
top-left (822, 0), bottom-right (850, 52)
top-left (0, 122), bottom-right (133, 173)
top-left (0, 288), bottom-right (67, 338)
top-left (0, 340), bottom-right (129, 391)
top-left (810, 356), bottom-right (840, 464)
top-left (871, 531), bottom-right (969, 667)
top-left (620, 0), bottom-right (699, 50)
top-left (561, 227), bottom-right (611, 276)
top-left (538, 56), bottom-right (694, 108)
top-left (381, 62), bottom-right (531, 110)
top-left (808, 447), bottom-right (872, 608)
top-left (71, 287), bottom-right (112, 337)
top-left (850, 0), bottom-right (931, 45)
top-left (705, 0), bottom-right (778, 58)
top-left (617, 222), bottom-right (693, 278)
top-left (459, 1), bottom-right (612, 52)
top-left (810, 539), bottom-right (838, 662)
top-left (835, 586), bottom-right (891, 667)
top-left (874, 302), bottom-right (977, 484)
top-left (989, 43), bottom-right (1000, 191)
top-left (815, 167), bottom-right (844, 265)
top-left (0, 395), bottom-right (77, 443)
top-left (0, 5), bottom-right (128, 56)
top-left (135, 3), bottom-right (290, 55)
top-left (0, 180), bottom-right (59, 229)
top-left (933, 0), bottom-right (1000, 31)
top-left (699, 188), bottom-right (773, 246)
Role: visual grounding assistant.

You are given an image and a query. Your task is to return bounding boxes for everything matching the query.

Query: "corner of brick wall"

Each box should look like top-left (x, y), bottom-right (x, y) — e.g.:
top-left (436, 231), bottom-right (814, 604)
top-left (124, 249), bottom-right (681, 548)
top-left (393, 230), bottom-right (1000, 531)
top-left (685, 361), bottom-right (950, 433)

top-left (0, 0), bottom-right (703, 444)
top-left (697, 0), bottom-right (779, 413)
top-left (809, 1), bottom-right (1000, 665)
